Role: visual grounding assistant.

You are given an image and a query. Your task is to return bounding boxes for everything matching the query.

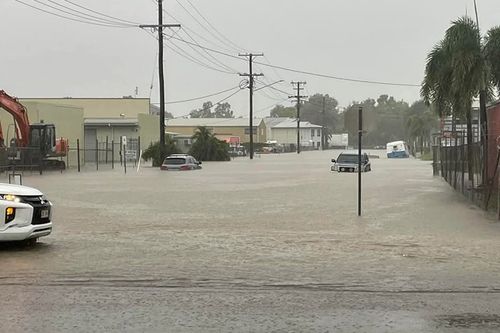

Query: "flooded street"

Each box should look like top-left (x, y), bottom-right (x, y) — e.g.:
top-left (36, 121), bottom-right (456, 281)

top-left (2, 150), bottom-right (500, 332)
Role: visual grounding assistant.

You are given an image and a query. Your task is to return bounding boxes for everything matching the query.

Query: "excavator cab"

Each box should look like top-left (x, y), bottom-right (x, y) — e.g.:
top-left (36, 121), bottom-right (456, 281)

top-left (29, 123), bottom-right (56, 157)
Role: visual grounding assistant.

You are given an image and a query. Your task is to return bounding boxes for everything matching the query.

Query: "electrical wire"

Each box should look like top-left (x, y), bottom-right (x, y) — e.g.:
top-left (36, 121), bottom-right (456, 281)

top-left (149, 52), bottom-right (159, 99)
top-left (43, 0), bottom-right (137, 26)
top-left (153, 0), bottom-right (236, 54)
top-left (170, 87), bottom-right (244, 119)
top-left (175, 0), bottom-right (242, 54)
top-left (168, 36), bottom-right (421, 87)
top-left (14, 0), bottom-right (135, 28)
top-left (61, 0), bottom-right (141, 25)
top-left (183, 0), bottom-right (247, 52)
top-left (176, 30), bottom-right (238, 74)
top-left (29, 0), bottom-right (136, 27)
top-left (143, 29), bottom-right (235, 74)
top-left (152, 85), bottom-right (242, 105)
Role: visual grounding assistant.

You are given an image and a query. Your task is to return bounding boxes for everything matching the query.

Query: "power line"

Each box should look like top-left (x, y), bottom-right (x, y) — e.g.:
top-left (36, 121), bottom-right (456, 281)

top-left (61, 0), bottom-right (141, 25)
top-left (14, 0), bottom-right (135, 28)
top-left (170, 87), bottom-right (244, 119)
top-left (183, 0), bottom-right (247, 52)
top-left (176, 30), bottom-right (238, 73)
top-left (30, 0), bottom-right (136, 27)
top-left (175, 0), bottom-right (242, 53)
top-left (143, 29), bottom-right (235, 74)
top-left (253, 60), bottom-right (421, 87)
top-left (152, 85), bottom-right (242, 105)
top-left (168, 36), bottom-right (421, 87)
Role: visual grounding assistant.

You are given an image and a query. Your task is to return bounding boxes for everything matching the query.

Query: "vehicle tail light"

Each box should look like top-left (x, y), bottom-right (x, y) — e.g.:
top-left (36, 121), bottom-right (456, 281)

top-left (6, 207), bottom-right (15, 223)
top-left (180, 165), bottom-right (190, 171)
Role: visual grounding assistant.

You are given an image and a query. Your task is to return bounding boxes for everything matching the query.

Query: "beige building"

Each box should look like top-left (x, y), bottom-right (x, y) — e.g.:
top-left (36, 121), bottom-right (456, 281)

top-left (15, 97), bottom-right (159, 164)
top-left (166, 118), bottom-right (267, 144)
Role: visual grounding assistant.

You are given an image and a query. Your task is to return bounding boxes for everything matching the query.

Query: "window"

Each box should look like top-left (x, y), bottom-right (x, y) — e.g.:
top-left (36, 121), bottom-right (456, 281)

top-left (317, 129), bottom-right (321, 137)
top-left (245, 127), bottom-right (257, 135)
top-left (311, 129), bottom-right (315, 137)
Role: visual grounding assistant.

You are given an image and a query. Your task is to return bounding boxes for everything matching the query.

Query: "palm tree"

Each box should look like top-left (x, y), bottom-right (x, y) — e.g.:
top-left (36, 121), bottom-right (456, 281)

top-left (189, 126), bottom-right (230, 161)
top-left (422, 17), bottom-right (500, 184)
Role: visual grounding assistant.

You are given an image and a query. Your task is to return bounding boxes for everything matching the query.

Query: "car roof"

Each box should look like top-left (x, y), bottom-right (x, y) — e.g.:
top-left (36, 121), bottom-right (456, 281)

top-left (339, 150), bottom-right (368, 155)
top-left (167, 154), bottom-right (189, 157)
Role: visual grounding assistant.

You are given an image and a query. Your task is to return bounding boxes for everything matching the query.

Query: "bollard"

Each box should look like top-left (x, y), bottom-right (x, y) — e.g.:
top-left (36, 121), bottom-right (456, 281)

top-left (112, 140), bottom-right (115, 169)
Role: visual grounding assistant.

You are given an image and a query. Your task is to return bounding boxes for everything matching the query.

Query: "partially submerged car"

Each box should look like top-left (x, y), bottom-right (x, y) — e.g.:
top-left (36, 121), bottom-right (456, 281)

top-left (0, 183), bottom-right (52, 245)
top-left (160, 154), bottom-right (202, 171)
top-left (331, 151), bottom-right (371, 172)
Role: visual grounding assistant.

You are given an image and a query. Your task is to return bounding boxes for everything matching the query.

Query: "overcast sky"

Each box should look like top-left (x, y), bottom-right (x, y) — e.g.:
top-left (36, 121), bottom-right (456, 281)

top-left (1, 0), bottom-right (500, 118)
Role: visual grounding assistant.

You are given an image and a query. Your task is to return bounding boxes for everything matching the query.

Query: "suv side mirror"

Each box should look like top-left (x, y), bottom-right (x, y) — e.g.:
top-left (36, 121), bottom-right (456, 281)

top-left (331, 159), bottom-right (336, 163)
top-left (198, 161), bottom-right (202, 165)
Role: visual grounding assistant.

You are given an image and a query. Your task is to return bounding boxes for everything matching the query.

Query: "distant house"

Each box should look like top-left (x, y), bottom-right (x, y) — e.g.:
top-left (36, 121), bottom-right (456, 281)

top-left (267, 118), bottom-right (322, 150)
top-left (166, 118), bottom-right (266, 144)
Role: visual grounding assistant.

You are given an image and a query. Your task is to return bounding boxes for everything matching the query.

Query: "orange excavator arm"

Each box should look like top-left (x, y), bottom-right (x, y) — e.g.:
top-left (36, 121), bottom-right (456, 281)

top-left (0, 90), bottom-right (31, 147)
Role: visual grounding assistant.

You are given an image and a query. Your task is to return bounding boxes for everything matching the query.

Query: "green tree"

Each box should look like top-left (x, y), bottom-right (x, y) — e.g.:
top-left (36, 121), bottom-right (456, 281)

top-left (343, 96), bottom-right (410, 147)
top-left (190, 101), bottom-right (234, 118)
top-left (270, 105), bottom-right (296, 118)
top-left (300, 94), bottom-right (340, 148)
top-left (214, 102), bottom-right (234, 118)
top-left (406, 101), bottom-right (439, 155)
top-left (189, 126), bottom-right (230, 161)
top-left (142, 136), bottom-right (180, 167)
top-left (422, 17), bottom-right (500, 182)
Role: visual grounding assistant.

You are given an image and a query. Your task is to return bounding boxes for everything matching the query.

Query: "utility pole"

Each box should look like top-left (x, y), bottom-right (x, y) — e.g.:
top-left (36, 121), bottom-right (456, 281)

top-left (358, 106), bottom-right (363, 217)
top-left (140, 1), bottom-right (180, 153)
top-left (239, 53), bottom-right (264, 160)
top-left (290, 81), bottom-right (307, 154)
top-left (322, 96), bottom-right (326, 150)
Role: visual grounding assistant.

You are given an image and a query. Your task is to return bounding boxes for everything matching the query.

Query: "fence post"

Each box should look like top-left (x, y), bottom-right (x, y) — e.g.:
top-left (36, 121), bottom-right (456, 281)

top-left (105, 136), bottom-right (109, 164)
top-left (96, 138), bottom-right (99, 171)
top-left (137, 136), bottom-right (141, 166)
top-left (124, 143), bottom-right (127, 174)
top-left (454, 133), bottom-right (458, 189)
top-left (77, 139), bottom-right (81, 172)
top-left (112, 140), bottom-right (115, 170)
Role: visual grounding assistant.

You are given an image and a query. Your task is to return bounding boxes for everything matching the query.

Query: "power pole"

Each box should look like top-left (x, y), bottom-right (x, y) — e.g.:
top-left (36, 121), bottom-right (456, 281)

top-left (322, 96), bottom-right (326, 150)
top-left (239, 53), bottom-right (264, 160)
top-left (358, 106), bottom-right (363, 217)
top-left (289, 81), bottom-right (307, 154)
top-left (140, 1), bottom-right (180, 153)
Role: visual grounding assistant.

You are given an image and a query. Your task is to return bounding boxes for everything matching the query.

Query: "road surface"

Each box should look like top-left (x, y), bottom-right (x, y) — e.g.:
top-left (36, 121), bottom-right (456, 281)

top-left (1, 150), bottom-right (500, 332)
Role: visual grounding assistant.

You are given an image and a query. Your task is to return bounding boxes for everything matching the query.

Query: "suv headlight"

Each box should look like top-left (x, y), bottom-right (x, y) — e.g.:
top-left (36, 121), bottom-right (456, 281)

top-left (0, 194), bottom-right (21, 203)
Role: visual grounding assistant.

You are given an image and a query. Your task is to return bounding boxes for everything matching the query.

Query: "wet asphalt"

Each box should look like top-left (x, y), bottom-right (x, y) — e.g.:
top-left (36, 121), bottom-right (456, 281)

top-left (1, 150), bottom-right (500, 332)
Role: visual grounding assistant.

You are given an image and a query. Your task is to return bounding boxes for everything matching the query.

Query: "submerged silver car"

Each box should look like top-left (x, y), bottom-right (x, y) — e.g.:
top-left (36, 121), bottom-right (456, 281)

top-left (331, 151), bottom-right (371, 173)
top-left (160, 154), bottom-right (202, 171)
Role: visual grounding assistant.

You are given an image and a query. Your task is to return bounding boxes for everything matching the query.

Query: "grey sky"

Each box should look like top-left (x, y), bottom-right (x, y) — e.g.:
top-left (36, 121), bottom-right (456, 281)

top-left (1, 0), bottom-right (499, 118)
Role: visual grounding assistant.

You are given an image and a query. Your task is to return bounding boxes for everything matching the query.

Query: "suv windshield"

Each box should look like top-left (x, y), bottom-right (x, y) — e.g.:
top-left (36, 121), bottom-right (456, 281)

top-left (337, 154), bottom-right (365, 163)
top-left (164, 158), bottom-right (186, 165)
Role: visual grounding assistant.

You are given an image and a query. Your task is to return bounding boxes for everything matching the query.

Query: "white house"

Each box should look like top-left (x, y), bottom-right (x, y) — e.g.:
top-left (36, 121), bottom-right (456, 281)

top-left (269, 118), bottom-right (322, 150)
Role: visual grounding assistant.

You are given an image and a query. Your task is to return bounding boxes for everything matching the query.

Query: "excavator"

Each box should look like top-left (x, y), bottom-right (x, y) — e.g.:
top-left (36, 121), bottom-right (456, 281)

top-left (0, 90), bottom-right (68, 170)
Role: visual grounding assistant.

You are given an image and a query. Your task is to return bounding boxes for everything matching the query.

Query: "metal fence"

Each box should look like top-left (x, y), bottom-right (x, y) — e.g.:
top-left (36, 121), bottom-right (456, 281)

top-left (433, 133), bottom-right (490, 209)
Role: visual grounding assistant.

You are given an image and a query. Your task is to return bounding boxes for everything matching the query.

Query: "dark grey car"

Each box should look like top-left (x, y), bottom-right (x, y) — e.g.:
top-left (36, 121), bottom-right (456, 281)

top-left (331, 151), bottom-right (371, 173)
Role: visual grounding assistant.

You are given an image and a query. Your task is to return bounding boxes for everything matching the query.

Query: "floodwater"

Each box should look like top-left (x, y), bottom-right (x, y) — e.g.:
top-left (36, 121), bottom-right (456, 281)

top-left (1, 150), bottom-right (500, 332)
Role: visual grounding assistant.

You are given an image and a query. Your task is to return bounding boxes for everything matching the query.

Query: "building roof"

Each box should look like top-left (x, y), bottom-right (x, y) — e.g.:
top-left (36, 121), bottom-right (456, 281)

top-left (263, 117), bottom-right (290, 128)
top-left (272, 118), bottom-right (322, 129)
top-left (166, 117), bottom-right (263, 127)
top-left (84, 117), bottom-right (138, 126)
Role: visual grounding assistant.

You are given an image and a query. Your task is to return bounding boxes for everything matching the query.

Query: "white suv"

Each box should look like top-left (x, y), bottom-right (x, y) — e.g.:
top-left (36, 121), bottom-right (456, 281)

top-left (0, 183), bottom-right (52, 244)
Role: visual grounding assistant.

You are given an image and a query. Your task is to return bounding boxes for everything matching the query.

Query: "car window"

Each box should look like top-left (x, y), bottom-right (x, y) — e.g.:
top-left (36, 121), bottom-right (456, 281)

top-left (337, 154), bottom-right (359, 163)
top-left (164, 158), bottom-right (186, 165)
